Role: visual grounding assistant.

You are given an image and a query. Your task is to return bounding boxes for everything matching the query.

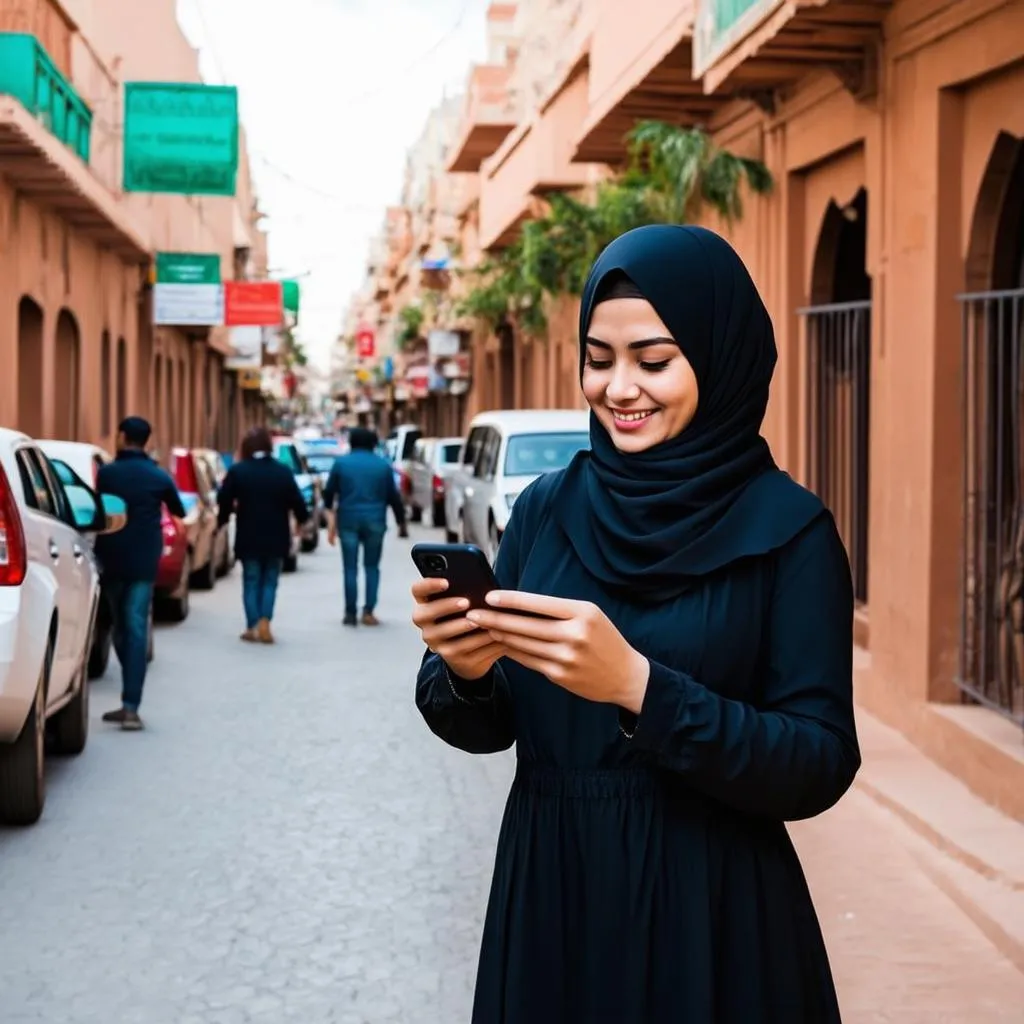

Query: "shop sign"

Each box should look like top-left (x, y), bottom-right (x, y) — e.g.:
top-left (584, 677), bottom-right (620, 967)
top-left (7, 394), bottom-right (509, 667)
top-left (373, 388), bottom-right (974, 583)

top-left (427, 329), bottom-right (459, 358)
top-left (356, 325), bottom-right (375, 359)
top-left (155, 252), bottom-right (221, 284)
top-left (153, 284), bottom-right (223, 326)
top-left (281, 279), bottom-right (301, 315)
top-left (123, 83), bottom-right (240, 196)
top-left (237, 368), bottom-right (263, 390)
top-left (225, 326), bottom-right (263, 371)
top-left (224, 281), bottom-right (284, 327)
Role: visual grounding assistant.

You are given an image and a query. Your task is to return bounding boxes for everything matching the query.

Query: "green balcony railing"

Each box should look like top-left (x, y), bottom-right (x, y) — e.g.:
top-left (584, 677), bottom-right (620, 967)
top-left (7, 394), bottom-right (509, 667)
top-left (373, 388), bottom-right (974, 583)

top-left (694, 0), bottom-right (778, 76)
top-left (0, 32), bottom-right (92, 162)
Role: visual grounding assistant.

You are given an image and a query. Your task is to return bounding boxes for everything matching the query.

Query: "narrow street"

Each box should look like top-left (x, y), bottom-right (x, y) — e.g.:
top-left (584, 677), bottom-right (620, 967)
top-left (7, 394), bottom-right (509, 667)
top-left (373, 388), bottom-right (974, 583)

top-left (0, 528), bottom-right (1021, 1023)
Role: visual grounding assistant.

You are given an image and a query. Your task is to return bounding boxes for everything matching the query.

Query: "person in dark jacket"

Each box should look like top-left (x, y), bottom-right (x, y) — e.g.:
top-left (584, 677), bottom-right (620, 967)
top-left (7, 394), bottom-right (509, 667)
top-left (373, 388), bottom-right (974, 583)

top-left (217, 426), bottom-right (309, 644)
top-left (324, 426), bottom-right (407, 627)
top-left (96, 416), bottom-right (186, 731)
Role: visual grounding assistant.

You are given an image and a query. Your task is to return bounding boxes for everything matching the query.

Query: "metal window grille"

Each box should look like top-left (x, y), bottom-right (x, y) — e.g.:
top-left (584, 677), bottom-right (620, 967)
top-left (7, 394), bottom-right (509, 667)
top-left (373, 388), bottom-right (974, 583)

top-left (800, 300), bottom-right (872, 605)
top-left (958, 287), bottom-right (1024, 726)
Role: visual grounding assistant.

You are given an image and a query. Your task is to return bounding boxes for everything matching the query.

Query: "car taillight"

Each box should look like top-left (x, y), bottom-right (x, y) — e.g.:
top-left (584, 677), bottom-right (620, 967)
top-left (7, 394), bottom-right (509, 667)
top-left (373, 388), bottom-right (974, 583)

top-left (0, 463), bottom-right (27, 587)
top-left (400, 471), bottom-right (411, 497)
top-left (432, 474), bottom-right (444, 495)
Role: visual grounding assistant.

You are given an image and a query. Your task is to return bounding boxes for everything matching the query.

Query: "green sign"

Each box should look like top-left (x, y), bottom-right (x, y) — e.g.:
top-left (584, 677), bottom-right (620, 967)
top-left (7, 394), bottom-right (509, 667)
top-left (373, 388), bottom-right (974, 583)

top-left (155, 252), bottom-right (222, 285)
top-left (123, 82), bottom-right (239, 196)
top-left (281, 279), bottom-right (301, 315)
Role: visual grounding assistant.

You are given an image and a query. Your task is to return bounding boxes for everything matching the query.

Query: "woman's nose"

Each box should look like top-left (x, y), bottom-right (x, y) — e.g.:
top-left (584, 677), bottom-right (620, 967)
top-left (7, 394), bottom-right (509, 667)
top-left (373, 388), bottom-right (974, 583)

top-left (606, 367), bottom-right (641, 403)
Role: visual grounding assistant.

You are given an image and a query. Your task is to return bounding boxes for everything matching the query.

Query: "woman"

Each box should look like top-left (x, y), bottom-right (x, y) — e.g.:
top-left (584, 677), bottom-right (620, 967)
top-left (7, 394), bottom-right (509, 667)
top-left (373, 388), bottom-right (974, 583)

top-left (217, 426), bottom-right (309, 643)
top-left (412, 225), bottom-right (860, 1022)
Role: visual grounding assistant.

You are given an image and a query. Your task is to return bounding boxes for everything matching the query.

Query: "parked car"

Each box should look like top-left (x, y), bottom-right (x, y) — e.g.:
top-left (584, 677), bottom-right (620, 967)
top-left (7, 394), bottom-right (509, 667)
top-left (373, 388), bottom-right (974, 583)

top-left (297, 438), bottom-right (344, 527)
top-left (192, 448), bottom-right (235, 577)
top-left (384, 423), bottom-right (422, 504)
top-left (272, 436), bottom-right (321, 560)
top-left (0, 429), bottom-right (127, 825)
top-left (38, 440), bottom-right (160, 671)
top-left (167, 447), bottom-right (226, 589)
top-left (407, 436), bottom-right (463, 529)
top-left (445, 410), bottom-right (590, 561)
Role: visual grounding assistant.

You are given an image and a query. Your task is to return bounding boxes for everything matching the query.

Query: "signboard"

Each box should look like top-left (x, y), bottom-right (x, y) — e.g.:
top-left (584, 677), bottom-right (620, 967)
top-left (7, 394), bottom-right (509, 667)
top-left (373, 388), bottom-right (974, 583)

top-left (123, 83), bottom-right (240, 196)
top-left (427, 328), bottom-right (459, 358)
top-left (225, 326), bottom-right (262, 371)
top-left (356, 325), bottom-right (375, 359)
top-left (237, 369), bottom-right (263, 390)
top-left (224, 281), bottom-right (283, 327)
top-left (281, 279), bottom-right (301, 315)
top-left (153, 284), bottom-right (223, 326)
top-left (155, 252), bottom-right (221, 284)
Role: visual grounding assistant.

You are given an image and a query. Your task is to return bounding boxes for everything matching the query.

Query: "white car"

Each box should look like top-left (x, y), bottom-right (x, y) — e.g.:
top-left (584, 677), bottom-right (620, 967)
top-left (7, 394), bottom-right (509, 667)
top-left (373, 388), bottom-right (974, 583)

top-left (446, 410), bottom-right (590, 561)
top-left (0, 429), bottom-right (126, 825)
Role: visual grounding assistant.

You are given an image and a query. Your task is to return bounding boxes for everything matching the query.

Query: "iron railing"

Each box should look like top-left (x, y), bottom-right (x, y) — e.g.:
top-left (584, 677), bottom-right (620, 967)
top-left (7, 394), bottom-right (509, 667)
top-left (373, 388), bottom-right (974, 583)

top-left (799, 300), bottom-right (872, 605)
top-left (958, 287), bottom-right (1024, 726)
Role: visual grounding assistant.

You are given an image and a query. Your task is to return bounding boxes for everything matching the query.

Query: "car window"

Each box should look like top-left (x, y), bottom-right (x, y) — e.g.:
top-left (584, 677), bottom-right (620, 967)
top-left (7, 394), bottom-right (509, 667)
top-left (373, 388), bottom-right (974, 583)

top-left (274, 444), bottom-right (302, 474)
top-left (43, 458), bottom-right (79, 525)
top-left (440, 442), bottom-right (462, 465)
top-left (475, 429), bottom-right (501, 482)
top-left (503, 432), bottom-right (590, 477)
top-left (400, 429), bottom-right (421, 461)
top-left (16, 448), bottom-right (59, 518)
top-left (463, 427), bottom-right (485, 470)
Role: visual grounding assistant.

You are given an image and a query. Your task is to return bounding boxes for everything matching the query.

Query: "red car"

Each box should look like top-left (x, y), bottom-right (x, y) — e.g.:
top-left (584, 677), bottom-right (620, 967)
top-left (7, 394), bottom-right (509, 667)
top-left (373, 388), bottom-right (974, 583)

top-left (154, 503), bottom-right (191, 622)
top-left (167, 447), bottom-right (231, 589)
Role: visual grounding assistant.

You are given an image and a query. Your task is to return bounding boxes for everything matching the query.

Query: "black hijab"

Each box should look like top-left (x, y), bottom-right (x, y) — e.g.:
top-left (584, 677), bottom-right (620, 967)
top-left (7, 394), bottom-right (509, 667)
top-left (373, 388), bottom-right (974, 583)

top-left (551, 224), bottom-right (823, 600)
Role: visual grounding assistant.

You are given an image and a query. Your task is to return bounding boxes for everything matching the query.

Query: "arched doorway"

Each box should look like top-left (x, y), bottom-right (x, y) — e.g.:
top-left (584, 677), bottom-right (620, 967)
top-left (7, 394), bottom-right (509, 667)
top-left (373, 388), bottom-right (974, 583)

top-left (54, 309), bottom-right (80, 441)
top-left (497, 322), bottom-right (515, 410)
top-left (116, 337), bottom-right (128, 425)
top-left (17, 298), bottom-right (44, 437)
top-left (958, 132), bottom-right (1024, 723)
top-left (801, 187), bottom-right (872, 605)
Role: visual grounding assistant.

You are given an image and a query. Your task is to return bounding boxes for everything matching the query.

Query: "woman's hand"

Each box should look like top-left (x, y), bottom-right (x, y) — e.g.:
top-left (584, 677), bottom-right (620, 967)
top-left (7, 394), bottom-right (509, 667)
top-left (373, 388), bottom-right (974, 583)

top-left (466, 592), bottom-right (650, 714)
top-left (411, 579), bottom-right (507, 681)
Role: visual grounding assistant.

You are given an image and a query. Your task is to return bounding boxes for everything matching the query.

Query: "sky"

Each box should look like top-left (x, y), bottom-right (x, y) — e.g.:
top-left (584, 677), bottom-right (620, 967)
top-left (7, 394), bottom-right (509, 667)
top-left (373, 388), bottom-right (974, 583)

top-left (175, 0), bottom-right (490, 371)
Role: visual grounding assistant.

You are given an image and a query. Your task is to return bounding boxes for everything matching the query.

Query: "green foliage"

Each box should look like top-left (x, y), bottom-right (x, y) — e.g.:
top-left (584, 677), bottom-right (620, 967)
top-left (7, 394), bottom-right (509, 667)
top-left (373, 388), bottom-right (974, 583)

top-left (280, 326), bottom-right (308, 368)
top-left (396, 304), bottom-right (425, 349)
top-left (457, 122), bottom-right (773, 334)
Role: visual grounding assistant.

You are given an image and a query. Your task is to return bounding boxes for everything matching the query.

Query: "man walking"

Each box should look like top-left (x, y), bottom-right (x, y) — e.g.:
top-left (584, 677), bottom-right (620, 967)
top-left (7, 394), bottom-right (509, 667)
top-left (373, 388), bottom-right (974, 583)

top-left (216, 426), bottom-right (309, 644)
top-left (95, 416), bottom-right (185, 731)
top-left (324, 426), bottom-right (407, 626)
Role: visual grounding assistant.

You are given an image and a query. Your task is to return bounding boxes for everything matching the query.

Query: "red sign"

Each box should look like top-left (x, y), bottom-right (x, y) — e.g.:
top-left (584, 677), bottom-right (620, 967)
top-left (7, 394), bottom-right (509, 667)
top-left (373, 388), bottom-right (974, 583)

top-left (224, 281), bottom-right (283, 327)
top-left (356, 325), bottom-right (375, 359)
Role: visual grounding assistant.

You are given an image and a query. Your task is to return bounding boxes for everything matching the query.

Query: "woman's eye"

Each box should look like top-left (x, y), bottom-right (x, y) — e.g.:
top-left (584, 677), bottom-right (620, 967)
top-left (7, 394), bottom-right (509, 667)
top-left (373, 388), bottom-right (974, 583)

top-left (640, 360), bottom-right (671, 373)
top-left (585, 358), bottom-right (613, 371)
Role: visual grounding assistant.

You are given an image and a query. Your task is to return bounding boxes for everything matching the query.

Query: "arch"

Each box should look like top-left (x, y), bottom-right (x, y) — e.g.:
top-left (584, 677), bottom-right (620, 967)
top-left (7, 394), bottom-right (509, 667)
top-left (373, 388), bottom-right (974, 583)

top-left (54, 309), bottom-right (80, 441)
top-left (809, 187), bottom-right (871, 307)
top-left (17, 297), bottom-right (44, 437)
top-left (116, 336), bottom-right (128, 425)
top-left (100, 330), bottom-right (112, 437)
top-left (965, 130), bottom-right (1024, 292)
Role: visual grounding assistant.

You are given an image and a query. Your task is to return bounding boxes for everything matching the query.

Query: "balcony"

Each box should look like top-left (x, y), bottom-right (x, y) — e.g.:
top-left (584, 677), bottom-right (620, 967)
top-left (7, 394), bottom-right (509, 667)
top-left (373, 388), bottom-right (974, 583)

top-left (0, 31), bottom-right (90, 160)
top-left (693, 0), bottom-right (890, 98)
top-left (445, 64), bottom-right (518, 174)
top-left (478, 54), bottom-right (597, 251)
top-left (572, 1), bottom-right (719, 164)
top-left (0, 0), bottom-right (74, 78)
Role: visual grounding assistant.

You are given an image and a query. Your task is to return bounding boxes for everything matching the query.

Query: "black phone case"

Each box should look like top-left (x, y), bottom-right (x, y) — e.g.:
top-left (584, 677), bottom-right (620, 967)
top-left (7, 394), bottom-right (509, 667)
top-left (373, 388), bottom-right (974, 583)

top-left (411, 543), bottom-right (498, 617)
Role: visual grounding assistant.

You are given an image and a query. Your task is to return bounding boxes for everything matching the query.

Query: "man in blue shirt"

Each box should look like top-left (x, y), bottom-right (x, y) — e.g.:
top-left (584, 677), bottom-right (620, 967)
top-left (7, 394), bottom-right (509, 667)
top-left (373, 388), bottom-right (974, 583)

top-left (95, 416), bottom-right (185, 730)
top-left (324, 427), bottom-right (407, 626)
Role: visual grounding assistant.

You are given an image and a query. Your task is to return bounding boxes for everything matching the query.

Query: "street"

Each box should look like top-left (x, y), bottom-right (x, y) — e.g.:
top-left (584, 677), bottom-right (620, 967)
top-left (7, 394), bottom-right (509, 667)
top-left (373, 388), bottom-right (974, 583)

top-left (1, 527), bottom-right (1022, 1023)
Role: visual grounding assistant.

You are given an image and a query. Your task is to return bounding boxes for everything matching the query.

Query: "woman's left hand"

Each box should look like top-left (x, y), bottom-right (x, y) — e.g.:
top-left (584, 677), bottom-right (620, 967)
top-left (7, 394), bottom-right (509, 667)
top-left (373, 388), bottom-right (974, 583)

top-left (466, 592), bottom-right (650, 715)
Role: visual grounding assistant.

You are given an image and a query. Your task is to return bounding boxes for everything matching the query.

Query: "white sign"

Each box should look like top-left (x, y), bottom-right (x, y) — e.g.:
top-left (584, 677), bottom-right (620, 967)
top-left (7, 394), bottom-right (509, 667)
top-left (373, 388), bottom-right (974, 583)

top-left (427, 329), bottom-right (459, 358)
top-left (225, 325), bottom-right (262, 370)
top-left (153, 283), bottom-right (223, 326)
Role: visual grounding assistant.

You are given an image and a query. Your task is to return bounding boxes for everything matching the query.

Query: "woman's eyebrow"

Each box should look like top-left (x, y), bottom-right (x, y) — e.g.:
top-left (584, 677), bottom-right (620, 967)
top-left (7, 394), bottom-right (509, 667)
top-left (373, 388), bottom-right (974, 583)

top-left (585, 336), bottom-right (676, 351)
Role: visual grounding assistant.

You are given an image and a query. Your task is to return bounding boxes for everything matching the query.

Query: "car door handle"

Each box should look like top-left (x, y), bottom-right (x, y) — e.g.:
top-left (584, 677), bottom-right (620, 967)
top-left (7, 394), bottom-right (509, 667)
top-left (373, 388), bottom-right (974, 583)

top-left (72, 543), bottom-right (84, 561)
top-left (48, 541), bottom-right (60, 561)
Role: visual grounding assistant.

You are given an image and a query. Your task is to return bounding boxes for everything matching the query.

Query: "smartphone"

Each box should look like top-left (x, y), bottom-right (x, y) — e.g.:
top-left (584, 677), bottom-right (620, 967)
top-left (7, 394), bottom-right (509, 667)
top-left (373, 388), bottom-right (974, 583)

top-left (411, 543), bottom-right (499, 613)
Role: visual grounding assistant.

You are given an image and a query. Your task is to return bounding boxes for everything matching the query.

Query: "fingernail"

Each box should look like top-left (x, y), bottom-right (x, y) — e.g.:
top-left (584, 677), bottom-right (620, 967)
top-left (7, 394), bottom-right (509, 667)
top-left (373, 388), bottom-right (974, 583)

top-left (457, 599), bottom-right (469, 609)
top-left (466, 611), bottom-right (480, 622)
top-left (487, 592), bottom-right (501, 606)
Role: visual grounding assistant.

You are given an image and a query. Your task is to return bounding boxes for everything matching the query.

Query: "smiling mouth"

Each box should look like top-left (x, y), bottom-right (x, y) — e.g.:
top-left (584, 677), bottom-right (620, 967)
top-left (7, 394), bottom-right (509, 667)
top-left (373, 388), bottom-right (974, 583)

top-left (609, 409), bottom-right (657, 423)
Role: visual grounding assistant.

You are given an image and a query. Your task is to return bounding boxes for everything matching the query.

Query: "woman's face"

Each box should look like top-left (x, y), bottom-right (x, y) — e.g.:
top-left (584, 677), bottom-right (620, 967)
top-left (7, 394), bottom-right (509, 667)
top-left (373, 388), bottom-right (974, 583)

top-left (582, 297), bottom-right (699, 453)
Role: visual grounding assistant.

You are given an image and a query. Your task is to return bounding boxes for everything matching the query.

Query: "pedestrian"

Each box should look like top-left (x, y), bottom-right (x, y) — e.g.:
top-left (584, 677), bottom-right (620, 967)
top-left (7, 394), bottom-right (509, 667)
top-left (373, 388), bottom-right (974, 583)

top-left (324, 426), bottom-right (408, 627)
top-left (216, 426), bottom-right (309, 644)
top-left (411, 225), bottom-right (860, 1023)
top-left (96, 416), bottom-right (186, 731)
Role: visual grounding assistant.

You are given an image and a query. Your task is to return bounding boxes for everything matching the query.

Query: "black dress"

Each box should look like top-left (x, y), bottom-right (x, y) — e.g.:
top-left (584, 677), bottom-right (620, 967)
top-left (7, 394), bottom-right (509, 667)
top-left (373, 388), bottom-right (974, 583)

top-left (416, 472), bottom-right (860, 1023)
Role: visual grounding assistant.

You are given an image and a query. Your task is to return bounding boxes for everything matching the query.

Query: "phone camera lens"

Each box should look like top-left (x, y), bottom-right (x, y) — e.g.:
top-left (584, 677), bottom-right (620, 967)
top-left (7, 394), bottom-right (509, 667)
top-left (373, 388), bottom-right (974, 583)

top-left (426, 554), bottom-right (448, 574)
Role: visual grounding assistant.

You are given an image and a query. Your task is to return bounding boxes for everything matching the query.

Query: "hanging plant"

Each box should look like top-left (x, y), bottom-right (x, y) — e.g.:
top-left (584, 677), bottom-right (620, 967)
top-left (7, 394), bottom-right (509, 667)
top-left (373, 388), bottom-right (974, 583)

top-left (396, 304), bottom-right (425, 349)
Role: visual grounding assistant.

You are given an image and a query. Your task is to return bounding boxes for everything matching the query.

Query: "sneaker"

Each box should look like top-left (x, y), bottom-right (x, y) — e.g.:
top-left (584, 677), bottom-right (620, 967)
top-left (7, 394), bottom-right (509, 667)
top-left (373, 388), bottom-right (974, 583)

top-left (361, 611), bottom-right (380, 627)
top-left (257, 618), bottom-right (274, 644)
top-left (240, 628), bottom-right (259, 643)
top-left (343, 614), bottom-right (357, 627)
top-left (121, 711), bottom-right (144, 732)
top-left (102, 707), bottom-right (128, 724)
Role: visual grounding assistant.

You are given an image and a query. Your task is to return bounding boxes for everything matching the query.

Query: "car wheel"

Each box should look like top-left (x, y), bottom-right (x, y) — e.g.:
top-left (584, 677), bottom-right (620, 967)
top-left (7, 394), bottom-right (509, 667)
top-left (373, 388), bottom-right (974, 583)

top-left (0, 657), bottom-right (48, 826)
top-left (87, 619), bottom-right (112, 680)
top-left (50, 659), bottom-right (89, 757)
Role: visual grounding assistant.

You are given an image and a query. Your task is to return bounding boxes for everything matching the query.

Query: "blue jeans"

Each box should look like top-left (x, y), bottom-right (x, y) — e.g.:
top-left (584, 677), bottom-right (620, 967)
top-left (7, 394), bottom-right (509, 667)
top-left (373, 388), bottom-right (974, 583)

top-left (106, 580), bottom-right (153, 712)
top-left (339, 520), bottom-right (386, 616)
top-left (242, 558), bottom-right (282, 628)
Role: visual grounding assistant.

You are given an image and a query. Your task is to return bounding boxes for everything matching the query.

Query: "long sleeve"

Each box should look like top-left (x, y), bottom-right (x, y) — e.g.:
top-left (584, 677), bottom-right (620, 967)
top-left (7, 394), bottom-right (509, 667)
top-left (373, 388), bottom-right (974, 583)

top-left (626, 513), bottom-right (861, 821)
top-left (414, 481), bottom-right (533, 755)
top-left (322, 462), bottom-right (340, 512)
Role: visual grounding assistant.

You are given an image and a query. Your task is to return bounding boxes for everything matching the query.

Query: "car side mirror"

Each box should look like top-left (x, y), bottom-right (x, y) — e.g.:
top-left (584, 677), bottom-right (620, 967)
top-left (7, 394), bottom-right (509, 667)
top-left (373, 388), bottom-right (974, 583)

top-left (65, 483), bottom-right (105, 532)
top-left (97, 494), bottom-right (128, 536)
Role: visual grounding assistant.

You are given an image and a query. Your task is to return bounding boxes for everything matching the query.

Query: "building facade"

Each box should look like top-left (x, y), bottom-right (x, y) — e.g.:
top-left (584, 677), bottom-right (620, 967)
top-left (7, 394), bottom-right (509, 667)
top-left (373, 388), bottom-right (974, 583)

top-left (347, 0), bottom-right (1024, 819)
top-left (0, 0), bottom-right (269, 457)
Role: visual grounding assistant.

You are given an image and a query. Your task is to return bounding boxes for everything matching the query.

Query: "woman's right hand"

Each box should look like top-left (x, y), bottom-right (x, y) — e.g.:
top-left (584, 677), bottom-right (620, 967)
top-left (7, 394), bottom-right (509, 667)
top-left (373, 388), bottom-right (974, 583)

top-left (411, 578), bottom-right (505, 681)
